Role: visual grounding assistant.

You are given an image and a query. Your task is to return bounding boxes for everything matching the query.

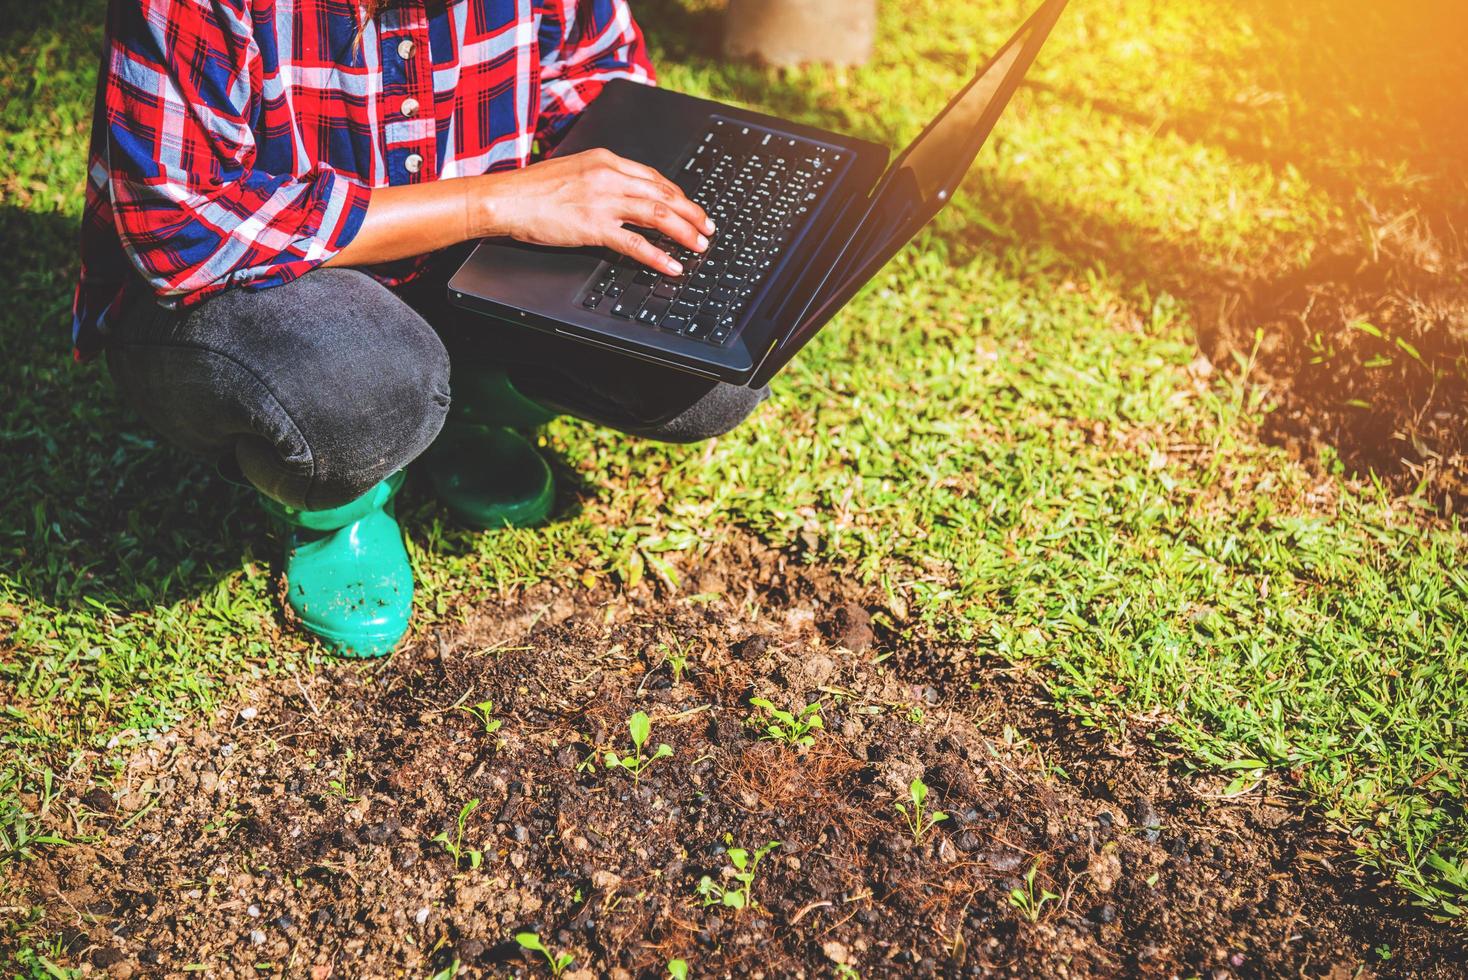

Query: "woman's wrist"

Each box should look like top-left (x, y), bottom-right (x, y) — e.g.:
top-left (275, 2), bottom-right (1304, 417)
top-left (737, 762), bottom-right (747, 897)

top-left (466, 171), bottom-right (510, 240)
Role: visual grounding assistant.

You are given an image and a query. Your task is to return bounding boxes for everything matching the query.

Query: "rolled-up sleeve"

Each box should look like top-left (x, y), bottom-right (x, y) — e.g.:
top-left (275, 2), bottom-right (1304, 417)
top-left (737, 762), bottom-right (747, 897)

top-left (536, 0), bottom-right (656, 151)
top-left (103, 0), bottom-right (371, 307)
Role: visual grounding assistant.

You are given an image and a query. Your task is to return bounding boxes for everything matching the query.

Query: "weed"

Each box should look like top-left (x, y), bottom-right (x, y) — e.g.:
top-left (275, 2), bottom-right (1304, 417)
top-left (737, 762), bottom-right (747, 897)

top-left (516, 931), bottom-right (574, 977)
top-left (696, 841), bottom-right (779, 912)
top-left (893, 777), bottom-right (948, 843)
top-left (1008, 862), bottom-right (1060, 923)
top-left (426, 960), bottom-right (462, 980)
top-left (432, 799), bottom-right (483, 870)
top-left (0, 770), bottom-right (68, 867)
top-left (326, 748), bottom-right (360, 802)
top-left (748, 698), bottom-right (824, 747)
top-left (604, 710), bottom-right (672, 784)
top-left (461, 699), bottom-right (503, 736)
top-left (667, 959), bottom-right (689, 979)
top-left (657, 638), bottom-right (695, 685)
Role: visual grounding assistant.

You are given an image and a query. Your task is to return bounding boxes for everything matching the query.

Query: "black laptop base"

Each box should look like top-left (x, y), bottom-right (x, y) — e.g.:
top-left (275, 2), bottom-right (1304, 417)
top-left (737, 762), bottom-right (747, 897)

top-left (448, 83), bottom-right (888, 384)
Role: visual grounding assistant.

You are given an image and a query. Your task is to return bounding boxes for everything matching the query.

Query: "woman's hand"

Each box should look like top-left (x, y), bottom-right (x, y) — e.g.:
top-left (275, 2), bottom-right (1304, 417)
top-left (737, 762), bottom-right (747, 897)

top-left (327, 147), bottom-right (711, 275)
top-left (476, 149), bottom-right (715, 276)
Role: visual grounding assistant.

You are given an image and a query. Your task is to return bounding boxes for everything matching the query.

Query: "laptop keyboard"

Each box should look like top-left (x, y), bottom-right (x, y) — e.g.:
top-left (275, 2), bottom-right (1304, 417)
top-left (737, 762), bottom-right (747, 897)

top-left (580, 118), bottom-right (843, 346)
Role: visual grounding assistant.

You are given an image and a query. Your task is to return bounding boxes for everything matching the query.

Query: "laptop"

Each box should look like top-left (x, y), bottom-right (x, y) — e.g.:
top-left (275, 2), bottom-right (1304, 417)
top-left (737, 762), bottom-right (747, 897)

top-left (447, 0), bottom-right (1068, 388)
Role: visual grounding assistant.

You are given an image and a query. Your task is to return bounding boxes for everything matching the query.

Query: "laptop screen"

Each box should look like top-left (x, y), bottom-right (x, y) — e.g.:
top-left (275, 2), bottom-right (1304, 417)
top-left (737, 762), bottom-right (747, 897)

top-left (901, 37), bottom-right (1028, 206)
top-left (751, 0), bottom-right (1068, 387)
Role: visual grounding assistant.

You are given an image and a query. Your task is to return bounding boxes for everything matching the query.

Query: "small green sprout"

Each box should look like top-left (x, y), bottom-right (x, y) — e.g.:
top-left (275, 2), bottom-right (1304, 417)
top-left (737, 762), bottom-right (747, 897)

top-left (893, 777), bottom-right (948, 842)
top-left (748, 698), bottom-right (824, 747)
top-left (1008, 861), bottom-right (1060, 922)
top-left (427, 960), bottom-right (462, 980)
top-left (657, 638), bottom-right (694, 685)
top-left (604, 710), bottom-right (672, 784)
top-left (461, 699), bottom-right (502, 736)
top-left (432, 799), bottom-right (483, 870)
top-left (516, 931), bottom-right (574, 977)
top-left (667, 958), bottom-right (690, 979)
top-left (696, 841), bottom-right (779, 912)
top-left (834, 964), bottom-right (861, 979)
top-left (327, 748), bottom-right (360, 802)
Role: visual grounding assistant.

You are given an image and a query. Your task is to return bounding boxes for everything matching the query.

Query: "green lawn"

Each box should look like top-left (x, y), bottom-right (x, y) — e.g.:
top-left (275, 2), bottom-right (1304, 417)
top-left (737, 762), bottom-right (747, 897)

top-left (3, 0), bottom-right (1465, 936)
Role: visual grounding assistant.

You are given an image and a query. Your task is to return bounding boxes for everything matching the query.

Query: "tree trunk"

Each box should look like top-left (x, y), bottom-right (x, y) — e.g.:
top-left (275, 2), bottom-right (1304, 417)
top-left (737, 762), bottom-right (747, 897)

top-left (723, 0), bottom-right (878, 67)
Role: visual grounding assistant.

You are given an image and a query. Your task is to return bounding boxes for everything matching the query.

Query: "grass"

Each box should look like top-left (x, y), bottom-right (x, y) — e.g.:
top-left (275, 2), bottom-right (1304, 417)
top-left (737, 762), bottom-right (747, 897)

top-left (1, 0), bottom-right (1465, 939)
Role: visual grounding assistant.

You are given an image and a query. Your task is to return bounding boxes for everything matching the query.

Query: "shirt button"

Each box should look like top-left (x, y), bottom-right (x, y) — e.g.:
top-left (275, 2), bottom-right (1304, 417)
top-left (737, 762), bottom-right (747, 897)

top-left (404, 153), bottom-right (423, 174)
top-left (396, 38), bottom-right (414, 59)
top-left (400, 97), bottom-right (419, 118)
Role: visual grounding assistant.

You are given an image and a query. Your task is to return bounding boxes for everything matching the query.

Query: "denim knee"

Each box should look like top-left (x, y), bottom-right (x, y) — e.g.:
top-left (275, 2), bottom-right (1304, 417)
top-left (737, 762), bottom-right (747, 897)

top-left (107, 269), bottom-right (452, 512)
top-left (640, 382), bottom-right (770, 444)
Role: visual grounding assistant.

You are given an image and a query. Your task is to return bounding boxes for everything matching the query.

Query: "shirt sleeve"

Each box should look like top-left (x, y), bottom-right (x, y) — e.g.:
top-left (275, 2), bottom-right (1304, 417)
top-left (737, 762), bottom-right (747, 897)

top-left (102, 0), bottom-right (372, 307)
top-left (536, 0), bottom-right (656, 151)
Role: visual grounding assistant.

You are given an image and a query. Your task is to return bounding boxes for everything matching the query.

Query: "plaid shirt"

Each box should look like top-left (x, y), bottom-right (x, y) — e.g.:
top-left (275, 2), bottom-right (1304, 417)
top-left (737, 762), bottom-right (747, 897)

top-left (73, 0), bottom-right (653, 359)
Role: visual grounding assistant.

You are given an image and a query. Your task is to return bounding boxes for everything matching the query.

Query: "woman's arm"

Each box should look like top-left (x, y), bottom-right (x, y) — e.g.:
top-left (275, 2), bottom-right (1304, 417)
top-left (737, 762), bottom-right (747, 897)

top-left (104, 0), bottom-right (702, 306)
top-left (103, 0), bottom-right (372, 306)
top-left (327, 148), bottom-right (714, 277)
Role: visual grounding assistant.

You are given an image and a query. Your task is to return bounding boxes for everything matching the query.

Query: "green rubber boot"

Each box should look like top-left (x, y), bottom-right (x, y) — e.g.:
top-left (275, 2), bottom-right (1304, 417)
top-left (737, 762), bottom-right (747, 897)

top-left (425, 367), bottom-right (557, 529)
top-left (259, 471), bottom-right (414, 658)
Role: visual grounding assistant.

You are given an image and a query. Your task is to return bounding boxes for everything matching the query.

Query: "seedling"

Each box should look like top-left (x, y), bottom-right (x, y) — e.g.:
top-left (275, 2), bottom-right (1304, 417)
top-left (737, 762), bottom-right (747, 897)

top-left (574, 743), bottom-right (600, 775)
top-left (327, 747), bottom-right (360, 802)
top-left (748, 698), bottom-right (824, 747)
top-left (667, 959), bottom-right (689, 980)
top-left (432, 799), bottom-right (483, 870)
top-left (1008, 862), bottom-right (1060, 923)
top-left (657, 638), bottom-right (695, 685)
top-left (696, 841), bottom-right (779, 912)
top-left (516, 932), bottom-right (574, 977)
top-left (461, 699), bottom-right (502, 736)
top-left (893, 777), bottom-right (948, 842)
top-left (604, 710), bottom-right (672, 784)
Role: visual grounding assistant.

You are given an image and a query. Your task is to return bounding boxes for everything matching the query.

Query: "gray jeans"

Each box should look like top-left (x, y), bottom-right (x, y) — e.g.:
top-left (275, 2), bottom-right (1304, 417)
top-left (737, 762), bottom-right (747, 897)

top-left (106, 260), bottom-right (768, 510)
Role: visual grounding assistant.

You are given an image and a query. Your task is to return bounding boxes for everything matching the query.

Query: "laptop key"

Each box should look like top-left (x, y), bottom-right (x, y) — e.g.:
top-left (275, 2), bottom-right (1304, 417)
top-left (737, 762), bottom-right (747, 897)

top-left (611, 284), bottom-right (651, 318)
top-left (577, 116), bottom-right (844, 343)
top-left (636, 302), bottom-right (666, 326)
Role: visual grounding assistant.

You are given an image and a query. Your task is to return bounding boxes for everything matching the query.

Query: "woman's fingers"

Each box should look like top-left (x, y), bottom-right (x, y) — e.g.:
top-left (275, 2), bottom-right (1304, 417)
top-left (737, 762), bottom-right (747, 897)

top-left (618, 195), bottom-right (709, 255)
top-left (604, 224), bottom-right (684, 276)
top-left (606, 157), bottom-right (715, 235)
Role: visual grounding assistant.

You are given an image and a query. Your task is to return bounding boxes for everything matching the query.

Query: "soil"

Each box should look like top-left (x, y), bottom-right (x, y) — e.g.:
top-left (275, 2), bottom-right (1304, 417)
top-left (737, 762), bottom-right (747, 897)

top-left (7, 537), bottom-right (1465, 978)
top-left (1201, 203), bottom-right (1468, 515)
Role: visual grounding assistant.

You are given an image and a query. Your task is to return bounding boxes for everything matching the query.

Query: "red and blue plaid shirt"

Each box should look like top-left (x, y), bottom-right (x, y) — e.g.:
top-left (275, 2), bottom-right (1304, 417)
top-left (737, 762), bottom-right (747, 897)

top-left (73, 0), bottom-right (653, 359)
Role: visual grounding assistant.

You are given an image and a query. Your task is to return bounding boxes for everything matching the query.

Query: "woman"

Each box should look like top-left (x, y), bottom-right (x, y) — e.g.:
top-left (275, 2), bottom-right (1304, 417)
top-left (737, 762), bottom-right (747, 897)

top-left (76, 0), bottom-right (764, 656)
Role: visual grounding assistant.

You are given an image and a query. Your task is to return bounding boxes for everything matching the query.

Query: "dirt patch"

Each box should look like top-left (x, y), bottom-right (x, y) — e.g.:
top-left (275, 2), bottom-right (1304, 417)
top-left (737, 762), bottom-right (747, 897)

top-left (1202, 203), bottom-right (1468, 514)
top-left (6, 538), bottom-right (1462, 977)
